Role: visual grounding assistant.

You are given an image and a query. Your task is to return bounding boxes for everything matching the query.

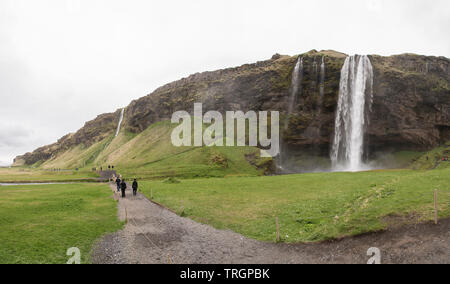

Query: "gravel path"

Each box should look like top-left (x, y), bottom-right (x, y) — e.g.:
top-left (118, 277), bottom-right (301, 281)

top-left (92, 183), bottom-right (450, 264)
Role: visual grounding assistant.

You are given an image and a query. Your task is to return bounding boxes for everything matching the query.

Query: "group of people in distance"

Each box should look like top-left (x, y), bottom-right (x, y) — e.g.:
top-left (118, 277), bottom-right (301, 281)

top-left (115, 175), bottom-right (138, 198)
top-left (100, 165), bottom-right (115, 171)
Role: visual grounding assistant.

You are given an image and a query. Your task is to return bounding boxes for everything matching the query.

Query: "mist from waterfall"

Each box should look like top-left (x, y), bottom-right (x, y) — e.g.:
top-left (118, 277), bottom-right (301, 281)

top-left (115, 108), bottom-right (125, 137)
top-left (331, 55), bottom-right (373, 172)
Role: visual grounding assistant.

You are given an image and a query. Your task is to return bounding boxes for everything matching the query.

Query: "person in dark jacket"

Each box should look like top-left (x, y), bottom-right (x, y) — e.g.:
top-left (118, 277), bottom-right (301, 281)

top-left (116, 177), bottom-right (121, 192)
top-left (132, 179), bottom-right (138, 196)
top-left (121, 179), bottom-right (127, 198)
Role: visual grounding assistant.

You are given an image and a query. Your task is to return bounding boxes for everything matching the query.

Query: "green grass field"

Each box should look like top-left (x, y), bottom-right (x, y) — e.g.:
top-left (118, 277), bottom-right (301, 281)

top-left (0, 167), bottom-right (100, 183)
top-left (0, 183), bottom-right (123, 264)
top-left (140, 167), bottom-right (450, 243)
top-left (2, 120), bottom-right (448, 262)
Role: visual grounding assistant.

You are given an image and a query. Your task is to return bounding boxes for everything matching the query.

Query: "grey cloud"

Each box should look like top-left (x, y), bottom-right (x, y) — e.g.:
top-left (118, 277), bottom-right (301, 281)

top-left (0, 123), bottom-right (32, 147)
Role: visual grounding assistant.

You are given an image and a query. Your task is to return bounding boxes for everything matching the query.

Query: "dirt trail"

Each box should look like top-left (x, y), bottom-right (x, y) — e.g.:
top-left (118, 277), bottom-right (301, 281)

top-left (92, 183), bottom-right (450, 264)
top-left (98, 170), bottom-right (116, 180)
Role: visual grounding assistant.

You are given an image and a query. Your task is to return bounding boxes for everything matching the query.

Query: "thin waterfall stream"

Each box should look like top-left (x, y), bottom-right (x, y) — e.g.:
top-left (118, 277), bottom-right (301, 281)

top-left (115, 108), bottom-right (125, 137)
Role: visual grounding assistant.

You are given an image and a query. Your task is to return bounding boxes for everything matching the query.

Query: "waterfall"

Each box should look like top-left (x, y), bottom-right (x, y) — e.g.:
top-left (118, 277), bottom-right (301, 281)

top-left (314, 56), bottom-right (326, 142)
top-left (312, 58), bottom-right (318, 75)
top-left (331, 55), bottom-right (373, 172)
top-left (278, 56), bottom-right (303, 172)
top-left (318, 56), bottom-right (325, 111)
top-left (284, 56), bottom-right (303, 131)
top-left (115, 108), bottom-right (124, 137)
top-left (312, 57), bottom-right (318, 88)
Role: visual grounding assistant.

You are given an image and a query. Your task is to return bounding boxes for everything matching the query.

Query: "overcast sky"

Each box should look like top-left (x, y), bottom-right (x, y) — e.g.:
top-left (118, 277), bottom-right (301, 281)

top-left (0, 0), bottom-right (449, 166)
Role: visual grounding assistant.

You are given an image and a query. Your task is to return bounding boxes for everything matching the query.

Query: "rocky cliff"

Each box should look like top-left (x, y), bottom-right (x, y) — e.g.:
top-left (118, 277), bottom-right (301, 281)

top-left (14, 50), bottom-right (450, 169)
top-left (369, 54), bottom-right (450, 152)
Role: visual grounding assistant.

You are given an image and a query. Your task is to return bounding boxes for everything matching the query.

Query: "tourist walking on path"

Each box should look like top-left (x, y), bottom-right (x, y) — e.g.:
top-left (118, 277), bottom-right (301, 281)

top-left (132, 179), bottom-right (138, 196)
top-left (116, 177), bottom-right (121, 192)
top-left (121, 179), bottom-right (127, 198)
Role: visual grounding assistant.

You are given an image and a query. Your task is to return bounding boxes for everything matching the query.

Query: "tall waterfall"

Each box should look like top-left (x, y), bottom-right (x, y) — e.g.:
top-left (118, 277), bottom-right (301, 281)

top-left (284, 56), bottom-right (303, 131)
top-left (319, 56), bottom-right (325, 103)
top-left (115, 108), bottom-right (125, 137)
top-left (312, 59), bottom-right (317, 73)
top-left (278, 56), bottom-right (303, 172)
top-left (316, 56), bottom-right (326, 138)
top-left (331, 55), bottom-right (373, 172)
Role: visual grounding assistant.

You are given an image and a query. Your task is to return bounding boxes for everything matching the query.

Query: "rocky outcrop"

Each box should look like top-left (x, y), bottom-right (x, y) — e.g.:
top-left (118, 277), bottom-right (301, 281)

top-left (123, 54), bottom-right (301, 133)
top-left (14, 50), bottom-right (450, 167)
top-left (368, 54), bottom-right (450, 153)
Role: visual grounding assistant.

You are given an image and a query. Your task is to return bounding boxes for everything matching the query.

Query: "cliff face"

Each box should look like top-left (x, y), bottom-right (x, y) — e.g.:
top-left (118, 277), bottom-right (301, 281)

top-left (123, 50), bottom-right (349, 154)
top-left (123, 50), bottom-right (449, 154)
top-left (14, 50), bottom-right (450, 167)
top-left (369, 54), bottom-right (450, 153)
top-left (123, 53), bottom-right (301, 133)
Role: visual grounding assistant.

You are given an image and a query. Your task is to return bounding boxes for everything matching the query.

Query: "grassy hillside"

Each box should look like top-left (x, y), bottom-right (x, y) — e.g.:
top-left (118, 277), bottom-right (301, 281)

top-left (0, 183), bottom-right (123, 264)
top-left (140, 167), bottom-right (450, 243)
top-left (40, 137), bottom-right (113, 170)
top-left (36, 120), bottom-right (273, 179)
top-left (103, 121), bottom-right (273, 179)
top-left (411, 141), bottom-right (450, 170)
